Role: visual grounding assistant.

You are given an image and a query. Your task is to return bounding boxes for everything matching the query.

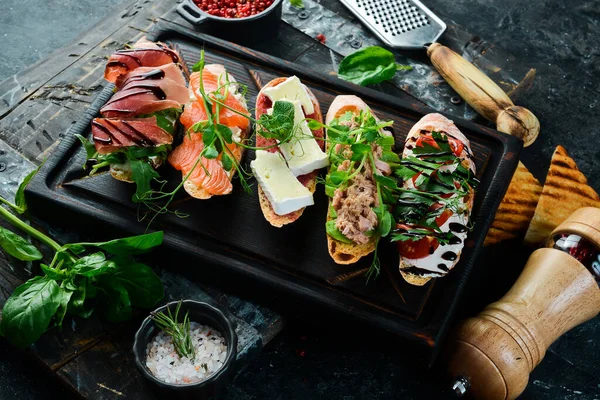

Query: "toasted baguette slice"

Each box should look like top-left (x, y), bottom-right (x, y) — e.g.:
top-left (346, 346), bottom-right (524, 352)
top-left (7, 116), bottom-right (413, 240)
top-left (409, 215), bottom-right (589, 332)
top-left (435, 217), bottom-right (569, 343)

top-left (484, 162), bottom-right (542, 245)
top-left (398, 113), bottom-right (476, 286)
top-left (524, 146), bottom-right (600, 245)
top-left (254, 77), bottom-right (324, 227)
top-left (324, 95), bottom-right (379, 264)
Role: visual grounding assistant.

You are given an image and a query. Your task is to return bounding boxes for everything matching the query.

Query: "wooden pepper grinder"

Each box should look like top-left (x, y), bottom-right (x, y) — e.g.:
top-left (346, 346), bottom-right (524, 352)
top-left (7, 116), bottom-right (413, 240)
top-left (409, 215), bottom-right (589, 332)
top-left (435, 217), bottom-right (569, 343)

top-left (447, 207), bottom-right (600, 400)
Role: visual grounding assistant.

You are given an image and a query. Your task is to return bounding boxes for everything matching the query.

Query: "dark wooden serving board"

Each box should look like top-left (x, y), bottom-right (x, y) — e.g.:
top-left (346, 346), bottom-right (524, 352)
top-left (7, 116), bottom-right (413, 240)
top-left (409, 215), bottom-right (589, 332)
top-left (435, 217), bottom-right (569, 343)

top-left (25, 21), bottom-right (521, 361)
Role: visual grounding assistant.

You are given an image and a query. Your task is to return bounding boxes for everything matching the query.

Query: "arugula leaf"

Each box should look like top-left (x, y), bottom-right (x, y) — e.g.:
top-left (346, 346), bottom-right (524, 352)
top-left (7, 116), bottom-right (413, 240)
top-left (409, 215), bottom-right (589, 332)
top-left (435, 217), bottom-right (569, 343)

top-left (138, 108), bottom-right (181, 134)
top-left (338, 46), bottom-right (399, 86)
top-left (75, 134), bottom-right (97, 160)
top-left (0, 276), bottom-right (63, 348)
top-left (130, 159), bottom-right (160, 203)
top-left (14, 165), bottom-right (41, 214)
top-left (374, 174), bottom-right (400, 190)
top-left (0, 226), bottom-right (43, 261)
top-left (325, 220), bottom-right (353, 243)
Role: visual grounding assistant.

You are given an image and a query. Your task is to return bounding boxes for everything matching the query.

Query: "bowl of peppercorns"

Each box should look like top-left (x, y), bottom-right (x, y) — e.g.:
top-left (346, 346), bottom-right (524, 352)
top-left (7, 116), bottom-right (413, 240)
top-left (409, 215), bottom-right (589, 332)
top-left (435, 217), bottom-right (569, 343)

top-left (177, 0), bottom-right (283, 37)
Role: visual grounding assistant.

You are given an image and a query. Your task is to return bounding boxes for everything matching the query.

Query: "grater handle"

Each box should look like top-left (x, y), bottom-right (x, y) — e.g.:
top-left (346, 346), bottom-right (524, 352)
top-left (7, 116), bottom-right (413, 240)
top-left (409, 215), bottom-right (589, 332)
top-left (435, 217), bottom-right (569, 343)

top-left (427, 43), bottom-right (540, 147)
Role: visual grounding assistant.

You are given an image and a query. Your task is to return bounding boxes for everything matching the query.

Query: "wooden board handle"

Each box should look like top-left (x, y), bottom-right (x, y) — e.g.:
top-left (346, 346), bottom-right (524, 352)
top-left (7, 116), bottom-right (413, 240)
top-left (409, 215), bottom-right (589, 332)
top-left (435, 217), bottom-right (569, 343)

top-left (427, 43), bottom-right (540, 147)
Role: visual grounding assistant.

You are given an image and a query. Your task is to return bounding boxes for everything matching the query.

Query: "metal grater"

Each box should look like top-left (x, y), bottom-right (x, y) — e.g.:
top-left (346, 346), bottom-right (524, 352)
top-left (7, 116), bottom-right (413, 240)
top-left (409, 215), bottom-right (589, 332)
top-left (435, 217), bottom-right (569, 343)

top-left (339, 0), bottom-right (447, 49)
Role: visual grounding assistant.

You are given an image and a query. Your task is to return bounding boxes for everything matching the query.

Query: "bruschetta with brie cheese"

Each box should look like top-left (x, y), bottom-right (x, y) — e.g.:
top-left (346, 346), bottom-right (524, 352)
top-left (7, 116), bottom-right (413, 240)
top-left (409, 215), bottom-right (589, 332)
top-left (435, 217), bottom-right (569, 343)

top-left (392, 113), bottom-right (478, 286)
top-left (251, 76), bottom-right (328, 227)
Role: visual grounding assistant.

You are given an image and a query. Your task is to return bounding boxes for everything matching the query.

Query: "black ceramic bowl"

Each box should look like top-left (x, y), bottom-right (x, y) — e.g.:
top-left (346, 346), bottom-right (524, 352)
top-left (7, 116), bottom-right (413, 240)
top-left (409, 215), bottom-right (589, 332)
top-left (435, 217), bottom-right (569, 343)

top-left (133, 300), bottom-right (238, 400)
top-left (177, 0), bottom-right (283, 38)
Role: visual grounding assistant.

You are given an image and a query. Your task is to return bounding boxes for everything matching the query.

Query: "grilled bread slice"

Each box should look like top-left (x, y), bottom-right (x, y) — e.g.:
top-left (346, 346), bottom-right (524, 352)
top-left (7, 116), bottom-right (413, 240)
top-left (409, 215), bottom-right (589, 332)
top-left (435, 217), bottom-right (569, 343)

top-left (484, 162), bottom-right (542, 245)
top-left (524, 146), bottom-right (600, 245)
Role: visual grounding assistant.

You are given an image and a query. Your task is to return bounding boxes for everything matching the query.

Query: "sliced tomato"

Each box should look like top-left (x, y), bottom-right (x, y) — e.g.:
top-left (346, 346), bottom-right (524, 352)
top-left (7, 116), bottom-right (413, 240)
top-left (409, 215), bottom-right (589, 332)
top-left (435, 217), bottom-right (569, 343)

top-left (428, 203), bottom-right (452, 227)
top-left (416, 133), bottom-right (464, 157)
top-left (397, 236), bottom-right (439, 260)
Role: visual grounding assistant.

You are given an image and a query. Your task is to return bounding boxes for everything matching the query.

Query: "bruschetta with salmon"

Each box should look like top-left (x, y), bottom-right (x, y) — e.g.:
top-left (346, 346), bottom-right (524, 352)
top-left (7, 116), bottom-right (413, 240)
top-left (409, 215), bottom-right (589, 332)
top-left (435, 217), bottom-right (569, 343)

top-left (168, 64), bottom-right (251, 199)
top-left (392, 113), bottom-right (478, 286)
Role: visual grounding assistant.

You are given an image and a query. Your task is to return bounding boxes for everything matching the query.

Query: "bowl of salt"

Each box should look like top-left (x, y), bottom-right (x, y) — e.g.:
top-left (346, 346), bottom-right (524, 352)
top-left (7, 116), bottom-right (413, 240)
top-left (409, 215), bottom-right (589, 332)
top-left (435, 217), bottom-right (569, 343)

top-left (133, 300), bottom-right (238, 399)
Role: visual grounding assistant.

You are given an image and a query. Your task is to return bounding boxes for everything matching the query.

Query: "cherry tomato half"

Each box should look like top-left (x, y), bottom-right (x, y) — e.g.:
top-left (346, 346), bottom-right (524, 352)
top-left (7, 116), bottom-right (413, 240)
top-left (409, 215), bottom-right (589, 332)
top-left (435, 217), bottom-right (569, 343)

top-left (397, 235), bottom-right (439, 259)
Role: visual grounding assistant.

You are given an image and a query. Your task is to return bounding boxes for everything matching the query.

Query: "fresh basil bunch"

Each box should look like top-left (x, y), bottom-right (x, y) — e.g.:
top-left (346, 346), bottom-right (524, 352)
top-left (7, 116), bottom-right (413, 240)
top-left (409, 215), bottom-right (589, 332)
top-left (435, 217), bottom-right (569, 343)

top-left (0, 167), bottom-right (164, 348)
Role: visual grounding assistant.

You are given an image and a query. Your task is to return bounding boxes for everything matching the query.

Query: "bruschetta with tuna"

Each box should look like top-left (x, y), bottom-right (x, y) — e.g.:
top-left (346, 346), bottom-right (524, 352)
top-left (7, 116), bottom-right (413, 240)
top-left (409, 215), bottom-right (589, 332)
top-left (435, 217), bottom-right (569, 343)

top-left (392, 113), bottom-right (478, 286)
top-left (324, 95), bottom-right (397, 266)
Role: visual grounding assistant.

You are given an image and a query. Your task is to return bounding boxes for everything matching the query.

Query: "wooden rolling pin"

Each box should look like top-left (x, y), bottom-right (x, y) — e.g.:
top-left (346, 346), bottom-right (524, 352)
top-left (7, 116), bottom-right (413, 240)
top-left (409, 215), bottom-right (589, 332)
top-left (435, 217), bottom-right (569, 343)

top-left (446, 207), bottom-right (600, 400)
top-left (427, 43), bottom-right (540, 146)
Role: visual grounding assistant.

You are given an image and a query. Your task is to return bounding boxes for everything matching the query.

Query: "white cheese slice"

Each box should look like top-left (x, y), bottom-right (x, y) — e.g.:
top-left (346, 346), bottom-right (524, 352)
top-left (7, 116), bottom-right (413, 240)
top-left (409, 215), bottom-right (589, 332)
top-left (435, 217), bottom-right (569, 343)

top-left (262, 76), bottom-right (315, 115)
top-left (250, 151), bottom-right (314, 216)
top-left (267, 100), bottom-right (329, 176)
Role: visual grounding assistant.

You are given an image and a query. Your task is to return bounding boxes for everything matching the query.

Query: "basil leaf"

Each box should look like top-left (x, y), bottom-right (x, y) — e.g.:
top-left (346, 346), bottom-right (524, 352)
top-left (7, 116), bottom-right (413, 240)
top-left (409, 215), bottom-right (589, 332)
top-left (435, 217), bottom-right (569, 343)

top-left (0, 276), bottom-right (63, 348)
top-left (81, 231), bottom-right (163, 255)
top-left (325, 220), bottom-right (353, 244)
top-left (67, 277), bottom-right (94, 318)
top-left (97, 277), bottom-right (132, 322)
top-left (111, 260), bottom-right (163, 308)
top-left (338, 46), bottom-right (398, 86)
top-left (129, 160), bottom-right (159, 203)
top-left (40, 264), bottom-right (65, 280)
top-left (53, 288), bottom-right (74, 329)
top-left (71, 252), bottom-right (116, 277)
top-left (0, 226), bottom-right (42, 261)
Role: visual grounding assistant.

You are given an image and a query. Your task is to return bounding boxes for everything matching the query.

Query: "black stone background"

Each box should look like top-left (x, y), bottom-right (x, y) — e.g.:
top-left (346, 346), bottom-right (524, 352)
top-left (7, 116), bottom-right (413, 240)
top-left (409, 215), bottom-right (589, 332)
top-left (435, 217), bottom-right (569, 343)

top-left (1, 0), bottom-right (599, 399)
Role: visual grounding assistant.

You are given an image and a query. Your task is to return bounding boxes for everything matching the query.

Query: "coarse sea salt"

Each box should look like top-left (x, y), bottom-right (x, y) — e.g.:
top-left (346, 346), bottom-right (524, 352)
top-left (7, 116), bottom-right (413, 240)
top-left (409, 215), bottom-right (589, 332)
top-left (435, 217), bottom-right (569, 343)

top-left (145, 322), bottom-right (228, 384)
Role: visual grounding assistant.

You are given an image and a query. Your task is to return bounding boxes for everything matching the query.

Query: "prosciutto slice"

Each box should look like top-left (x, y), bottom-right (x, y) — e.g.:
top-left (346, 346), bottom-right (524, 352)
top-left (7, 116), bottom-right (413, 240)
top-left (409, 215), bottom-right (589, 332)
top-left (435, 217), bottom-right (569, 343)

top-left (104, 38), bottom-right (181, 84)
top-left (92, 117), bottom-right (173, 154)
top-left (100, 77), bottom-right (188, 118)
top-left (115, 63), bottom-right (186, 90)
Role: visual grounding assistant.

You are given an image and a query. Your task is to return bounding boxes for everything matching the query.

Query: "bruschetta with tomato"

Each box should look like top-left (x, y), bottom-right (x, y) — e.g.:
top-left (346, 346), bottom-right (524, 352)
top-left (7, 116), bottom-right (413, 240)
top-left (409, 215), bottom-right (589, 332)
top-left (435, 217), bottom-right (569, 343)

top-left (392, 113), bottom-right (478, 286)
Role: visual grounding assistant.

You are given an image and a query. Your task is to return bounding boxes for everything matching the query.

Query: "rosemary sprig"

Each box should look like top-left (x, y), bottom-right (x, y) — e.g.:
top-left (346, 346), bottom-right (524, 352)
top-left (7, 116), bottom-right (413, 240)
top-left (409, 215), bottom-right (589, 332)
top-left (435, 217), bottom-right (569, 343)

top-left (150, 300), bottom-right (196, 360)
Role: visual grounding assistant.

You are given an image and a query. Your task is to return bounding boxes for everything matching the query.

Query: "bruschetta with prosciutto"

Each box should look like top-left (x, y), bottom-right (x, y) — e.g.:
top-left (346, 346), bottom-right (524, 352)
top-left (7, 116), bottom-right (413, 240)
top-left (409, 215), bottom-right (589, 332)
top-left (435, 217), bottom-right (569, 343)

top-left (392, 113), bottom-right (478, 286)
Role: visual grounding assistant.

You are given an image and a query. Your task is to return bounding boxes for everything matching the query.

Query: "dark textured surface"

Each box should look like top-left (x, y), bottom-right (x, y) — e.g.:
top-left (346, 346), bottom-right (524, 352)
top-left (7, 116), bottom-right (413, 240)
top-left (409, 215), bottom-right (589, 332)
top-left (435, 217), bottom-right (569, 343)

top-left (0, 0), bottom-right (599, 399)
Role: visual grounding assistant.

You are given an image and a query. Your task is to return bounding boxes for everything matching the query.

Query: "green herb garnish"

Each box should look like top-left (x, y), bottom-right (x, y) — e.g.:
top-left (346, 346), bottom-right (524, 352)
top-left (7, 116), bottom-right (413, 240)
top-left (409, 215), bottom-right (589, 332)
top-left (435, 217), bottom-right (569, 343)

top-left (150, 300), bottom-right (195, 359)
